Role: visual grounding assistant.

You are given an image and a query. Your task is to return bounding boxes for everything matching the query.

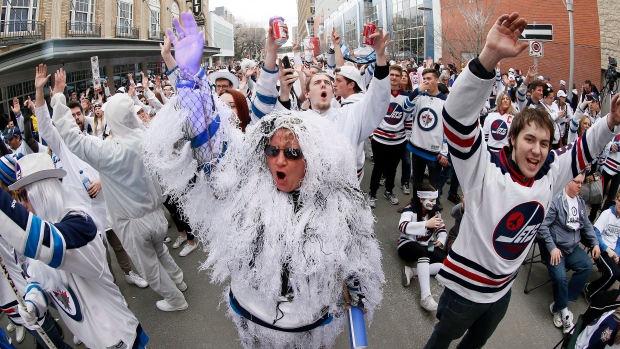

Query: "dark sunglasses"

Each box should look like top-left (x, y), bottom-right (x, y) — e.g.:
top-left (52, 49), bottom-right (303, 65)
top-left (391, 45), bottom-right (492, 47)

top-left (264, 144), bottom-right (303, 160)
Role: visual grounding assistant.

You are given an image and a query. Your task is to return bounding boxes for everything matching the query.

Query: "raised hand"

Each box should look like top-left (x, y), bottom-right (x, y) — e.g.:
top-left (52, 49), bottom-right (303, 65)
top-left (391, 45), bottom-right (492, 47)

top-left (524, 64), bottom-right (537, 84)
top-left (369, 28), bottom-right (394, 66)
top-left (331, 27), bottom-right (341, 45)
top-left (168, 11), bottom-right (204, 75)
top-left (53, 69), bottom-right (67, 95)
top-left (11, 97), bottom-right (20, 115)
top-left (607, 93), bottom-right (620, 129)
top-left (35, 64), bottom-right (51, 89)
top-left (154, 75), bottom-right (162, 89)
top-left (479, 12), bottom-right (529, 72)
top-left (128, 82), bottom-right (136, 98)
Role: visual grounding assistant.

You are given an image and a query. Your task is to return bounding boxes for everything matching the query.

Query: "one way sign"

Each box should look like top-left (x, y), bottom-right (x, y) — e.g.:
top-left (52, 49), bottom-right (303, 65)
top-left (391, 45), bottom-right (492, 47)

top-left (519, 24), bottom-right (554, 41)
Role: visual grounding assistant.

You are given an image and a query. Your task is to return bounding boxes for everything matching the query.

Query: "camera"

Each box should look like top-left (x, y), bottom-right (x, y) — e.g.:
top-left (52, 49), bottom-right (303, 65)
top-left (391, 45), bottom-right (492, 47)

top-left (605, 56), bottom-right (618, 88)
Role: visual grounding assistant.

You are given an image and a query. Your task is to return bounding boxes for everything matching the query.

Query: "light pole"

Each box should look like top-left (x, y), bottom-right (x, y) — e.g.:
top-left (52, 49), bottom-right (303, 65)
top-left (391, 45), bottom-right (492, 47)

top-left (418, 6), bottom-right (432, 62)
top-left (566, 0), bottom-right (574, 100)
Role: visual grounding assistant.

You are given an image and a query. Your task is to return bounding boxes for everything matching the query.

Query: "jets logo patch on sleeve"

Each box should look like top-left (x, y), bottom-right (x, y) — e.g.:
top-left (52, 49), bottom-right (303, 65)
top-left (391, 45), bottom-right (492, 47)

top-left (493, 201), bottom-right (545, 260)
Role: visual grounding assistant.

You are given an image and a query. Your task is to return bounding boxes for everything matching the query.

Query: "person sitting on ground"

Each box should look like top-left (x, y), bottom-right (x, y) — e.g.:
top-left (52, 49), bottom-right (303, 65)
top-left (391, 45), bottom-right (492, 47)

top-left (583, 189), bottom-right (620, 302)
top-left (538, 173), bottom-right (600, 333)
top-left (398, 181), bottom-right (447, 312)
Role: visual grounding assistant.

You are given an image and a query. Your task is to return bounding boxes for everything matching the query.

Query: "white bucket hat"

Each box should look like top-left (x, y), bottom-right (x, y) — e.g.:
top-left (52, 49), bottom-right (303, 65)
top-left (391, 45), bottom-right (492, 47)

top-left (9, 153), bottom-right (67, 191)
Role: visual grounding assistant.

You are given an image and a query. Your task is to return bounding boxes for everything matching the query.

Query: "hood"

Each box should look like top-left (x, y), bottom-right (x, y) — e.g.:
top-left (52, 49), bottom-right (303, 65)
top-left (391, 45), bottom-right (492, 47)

top-left (105, 93), bottom-right (145, 138)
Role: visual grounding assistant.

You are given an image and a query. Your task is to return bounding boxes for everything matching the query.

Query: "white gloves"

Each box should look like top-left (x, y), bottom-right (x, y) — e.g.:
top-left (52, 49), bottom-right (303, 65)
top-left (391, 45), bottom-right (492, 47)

top-left (18, 302), bottom-right (38, 327)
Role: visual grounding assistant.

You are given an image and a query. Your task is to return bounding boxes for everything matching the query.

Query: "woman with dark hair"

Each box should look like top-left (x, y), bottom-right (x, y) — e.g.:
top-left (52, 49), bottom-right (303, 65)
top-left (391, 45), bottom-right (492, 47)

top-left (400, 70), bottom-right (413, 91)
top-left (220, 89), bottom-right (250, 133)
top-left (398, 181), bottom-right (447, 312)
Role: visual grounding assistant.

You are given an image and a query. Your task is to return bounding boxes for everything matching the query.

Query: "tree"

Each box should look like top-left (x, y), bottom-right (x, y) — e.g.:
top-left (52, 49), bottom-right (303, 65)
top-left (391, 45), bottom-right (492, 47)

top-left (439, 0), bottom-right (499, 64)
top-left (234, 21), bottom-right (267, 60)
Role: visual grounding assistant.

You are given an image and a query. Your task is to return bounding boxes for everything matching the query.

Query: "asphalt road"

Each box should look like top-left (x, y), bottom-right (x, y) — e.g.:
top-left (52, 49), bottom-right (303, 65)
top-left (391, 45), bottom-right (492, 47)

top-left (3, 157), bottom-right (602, 349)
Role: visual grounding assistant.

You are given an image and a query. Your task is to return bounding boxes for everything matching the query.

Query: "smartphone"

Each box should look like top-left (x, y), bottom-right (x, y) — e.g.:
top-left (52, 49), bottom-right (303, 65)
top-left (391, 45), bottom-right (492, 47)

top-left (586, 94), bottom-right (593, 101)
top-left (282, 56), bottom-right (293, 75)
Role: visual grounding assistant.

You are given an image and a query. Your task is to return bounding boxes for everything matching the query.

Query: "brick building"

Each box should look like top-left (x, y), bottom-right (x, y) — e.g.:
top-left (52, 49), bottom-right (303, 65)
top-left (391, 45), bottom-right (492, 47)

top-left (441, 0), bottom-right (601, 93)
top-left (0, 0), bottom-right (220, 115)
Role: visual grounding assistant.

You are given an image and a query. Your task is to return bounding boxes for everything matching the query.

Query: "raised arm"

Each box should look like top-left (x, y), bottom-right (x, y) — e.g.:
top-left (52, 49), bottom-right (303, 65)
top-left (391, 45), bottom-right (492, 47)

top-left (331, 28), bottom-right (345, 68)
top-left (443, 13), bottom-right (528, 191)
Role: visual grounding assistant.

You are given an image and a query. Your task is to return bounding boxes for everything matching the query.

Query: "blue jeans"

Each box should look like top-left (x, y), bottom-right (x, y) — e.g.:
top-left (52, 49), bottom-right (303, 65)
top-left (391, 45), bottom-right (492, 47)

top-left (539, 241), bottom-right (593, 312)
top-left (26, 312), bottom-right (72, 349)
top-left (437, 157), bottom-right (460, 197)
top-left (401, 148), bottom-right (411, 186)
top-left (424, 287), bottom-right (512, 349)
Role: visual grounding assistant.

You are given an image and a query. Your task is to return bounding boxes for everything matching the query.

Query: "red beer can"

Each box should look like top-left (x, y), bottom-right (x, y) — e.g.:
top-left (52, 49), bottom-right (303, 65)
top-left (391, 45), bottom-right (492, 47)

top-left (270, 16), bottom-right (287, 46)
top-left (363, 23), bottom-right (377, 46)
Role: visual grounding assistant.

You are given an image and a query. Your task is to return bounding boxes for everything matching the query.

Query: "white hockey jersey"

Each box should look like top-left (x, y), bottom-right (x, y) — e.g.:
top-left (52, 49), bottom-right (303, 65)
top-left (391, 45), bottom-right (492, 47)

top-left (482, 111), bottom-right (514, 153)
top-left (575, 309), bottom-right (620, 349)
top-left (404, 89), bottom-right (447, 160)
top-left (438, 60), bottom-right (618, 303)
top-left (372, 91), bottom-right (413, 146)
top-left (0, 236), bottom-right (28, 327)
top-left (0, 188), bottom-right (147, 349)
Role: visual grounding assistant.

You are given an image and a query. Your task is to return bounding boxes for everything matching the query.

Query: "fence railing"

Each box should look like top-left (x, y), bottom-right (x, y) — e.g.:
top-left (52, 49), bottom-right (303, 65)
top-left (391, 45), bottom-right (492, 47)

top-left (148, 30), bottom-right (164, 41)
top-left (66, 22), bottom-right (101, 38)
top-left (115, 25), bottom-right (139, 39)
top-left (0, 20), bottom-right (46, 45)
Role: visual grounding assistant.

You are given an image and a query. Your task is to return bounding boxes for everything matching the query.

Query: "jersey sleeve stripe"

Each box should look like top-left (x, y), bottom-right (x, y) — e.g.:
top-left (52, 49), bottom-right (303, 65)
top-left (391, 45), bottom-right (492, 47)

top-left (447, 133), bottom-right (482, 160)
top-left (442, 108), bottom-right (478, 136)
top-left (24, 215), bottom-right (43, 259)
top-left (48, 224), bottom-right (65, 268)
top-left (444, 123), bottom-right (476, 148)
top-left (438, 269), bottom-right (516, 294)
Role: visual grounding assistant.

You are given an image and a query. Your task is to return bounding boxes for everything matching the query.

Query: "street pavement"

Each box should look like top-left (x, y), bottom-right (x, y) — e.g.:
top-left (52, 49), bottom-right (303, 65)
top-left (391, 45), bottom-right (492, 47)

top-left (4, 157), bottom-right (602, 348)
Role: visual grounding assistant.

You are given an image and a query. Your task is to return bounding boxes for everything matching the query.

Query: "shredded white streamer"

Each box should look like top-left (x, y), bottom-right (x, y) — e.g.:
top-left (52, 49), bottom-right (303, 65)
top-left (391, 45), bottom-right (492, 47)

top-left (143, 93), bottom-right (384, 348)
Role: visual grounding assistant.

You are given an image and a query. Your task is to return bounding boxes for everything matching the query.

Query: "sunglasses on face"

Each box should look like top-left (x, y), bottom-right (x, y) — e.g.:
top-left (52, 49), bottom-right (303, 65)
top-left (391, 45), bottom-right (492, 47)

top-left (264, 144), bottom-right (304, 160)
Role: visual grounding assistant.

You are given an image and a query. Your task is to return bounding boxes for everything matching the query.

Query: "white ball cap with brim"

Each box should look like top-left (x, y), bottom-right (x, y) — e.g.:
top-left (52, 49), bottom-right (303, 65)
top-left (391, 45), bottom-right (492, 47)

top-left (209, 69), bottom-right (239, 90)
top-left (336, 66), bottom-right (366, 92)
top-left (557, 90), bottom-right (567, 98)
top-left (9, 153), bottom-right (67, 191)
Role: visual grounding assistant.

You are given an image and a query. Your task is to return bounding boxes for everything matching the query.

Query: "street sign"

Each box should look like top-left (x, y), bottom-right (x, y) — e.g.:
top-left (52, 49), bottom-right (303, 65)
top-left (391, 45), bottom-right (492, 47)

top-left (519, 24), bottom-right (553, 41)
top-left (529, 41), bottom-right (544, 58)
top-left (195, 15), bottom-right (205, 26)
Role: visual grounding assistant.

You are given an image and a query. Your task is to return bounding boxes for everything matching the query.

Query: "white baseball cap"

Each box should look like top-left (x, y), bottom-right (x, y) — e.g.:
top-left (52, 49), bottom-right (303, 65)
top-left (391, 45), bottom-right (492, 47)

top-left (336, 66), bottom-right (365, 92)
top-left (557, 90), bottom-right (567, 98)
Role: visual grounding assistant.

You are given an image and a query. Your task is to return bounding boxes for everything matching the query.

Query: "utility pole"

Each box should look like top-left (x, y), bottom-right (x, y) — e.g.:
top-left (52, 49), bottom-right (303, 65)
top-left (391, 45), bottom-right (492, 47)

top-left (567, 0), bottom-right (575, 100)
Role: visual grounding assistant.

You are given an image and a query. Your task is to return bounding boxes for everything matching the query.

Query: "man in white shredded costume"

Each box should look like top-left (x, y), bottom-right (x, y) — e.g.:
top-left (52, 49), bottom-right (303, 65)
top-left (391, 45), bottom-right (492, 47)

top-left (142, 12), bottom-right (385, 349)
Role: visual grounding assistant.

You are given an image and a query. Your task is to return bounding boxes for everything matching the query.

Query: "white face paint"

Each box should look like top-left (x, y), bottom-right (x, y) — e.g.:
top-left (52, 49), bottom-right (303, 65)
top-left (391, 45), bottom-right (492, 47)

top-left (423, 199), bottom-right (435, 210)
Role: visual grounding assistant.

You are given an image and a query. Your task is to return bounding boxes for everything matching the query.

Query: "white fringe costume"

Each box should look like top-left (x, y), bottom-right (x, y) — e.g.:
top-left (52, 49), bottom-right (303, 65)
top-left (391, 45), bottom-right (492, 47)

top-left (142, 70), bottom-right (385, 349)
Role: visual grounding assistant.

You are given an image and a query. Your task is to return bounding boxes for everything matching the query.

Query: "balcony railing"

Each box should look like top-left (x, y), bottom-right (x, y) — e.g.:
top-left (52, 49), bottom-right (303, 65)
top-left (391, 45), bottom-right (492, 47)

top-left (148, 30), bottom-right (164, 41)
top-left (0, 20), bottom-right (45, 45)
top-left (66, 22), bottom-right (101, 38)
top-left (115, 25), bottom-right (139, 39)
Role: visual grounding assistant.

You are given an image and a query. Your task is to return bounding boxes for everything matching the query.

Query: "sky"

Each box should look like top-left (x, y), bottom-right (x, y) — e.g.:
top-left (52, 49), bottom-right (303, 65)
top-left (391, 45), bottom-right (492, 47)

top-left (208, 0), bottom-right (298, 29)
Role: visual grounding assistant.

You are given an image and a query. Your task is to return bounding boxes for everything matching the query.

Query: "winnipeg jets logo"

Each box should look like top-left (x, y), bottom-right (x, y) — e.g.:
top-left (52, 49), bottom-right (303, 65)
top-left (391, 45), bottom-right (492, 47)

top-left (51, 285), bottom-right (83, 321)
top-left (417, 107), bottom-right (438, 131)
top-left (491, 120), bottom-right (508, 140)
top-left (601, 327), bottom-right (613, 342)
top-left (493, 202), bottom-right (545, 260)
top-left (53, 290), bottom-right (71, 311)
top-left (384, 102), bottom-right (404, 125)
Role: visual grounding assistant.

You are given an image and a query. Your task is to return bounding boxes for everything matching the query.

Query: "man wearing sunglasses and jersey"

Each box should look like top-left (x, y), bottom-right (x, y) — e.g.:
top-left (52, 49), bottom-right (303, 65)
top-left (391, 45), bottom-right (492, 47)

top-left (142, 12), bottom-right (385, 348)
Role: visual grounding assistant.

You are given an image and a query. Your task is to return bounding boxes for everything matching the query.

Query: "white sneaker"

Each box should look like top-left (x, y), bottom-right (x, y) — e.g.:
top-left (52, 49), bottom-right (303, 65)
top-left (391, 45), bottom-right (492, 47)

top-left (401, 183), bottom-right (411, 195)
top-left (156, 299), bottom-right (188, 312)
top-left (172, 236), bottom-right (187, 249)
top-left (562, 312), bottom-right (574, 333)
top-left (368, 194), bottom-right (377, 208)
top-left (176, 281), bottom-right (188, 292)
top-left (550, 303), bottom-right (562, 328)
top-left (384, 191), bottom-right (399, 205)
top-left (73, 335), bottom-right (82, 345)
top-left (164, 237), bottom-right (172, 243)
top-left (421, 295), bottom-right (438, 311)
top-left (179, 242), bottom-right (198, 257)
top-left (6, 322), bottom-right (14, 332)
top-left (15, 325), bottom-right (25, 343)
top-left (125, 271), bottom-right (149, 288)
top-left (402, 266), bottom-right (415, 287)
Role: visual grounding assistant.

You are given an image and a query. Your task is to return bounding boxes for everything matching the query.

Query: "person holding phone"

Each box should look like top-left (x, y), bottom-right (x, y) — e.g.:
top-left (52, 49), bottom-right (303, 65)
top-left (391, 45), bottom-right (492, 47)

top-left (398, 181), bottom-right (447, 311)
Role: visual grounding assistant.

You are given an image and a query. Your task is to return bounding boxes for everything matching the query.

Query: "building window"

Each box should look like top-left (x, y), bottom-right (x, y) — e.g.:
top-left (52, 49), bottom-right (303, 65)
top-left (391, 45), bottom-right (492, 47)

top-left (170, 1), bottom-right (179, 19)
top-left (117, 0), bottom-right (133, 33)
top-left (1, 0), bottom-right (38, 32)
top-left (391, 0), bottom-right (426, 61)
top-left (71, 0), bottom-right (95, 28)
top-left (310, 6), bottom-right (315, 15)
top-left (344, 18), bottom-right (357, 49)
top-left (148, 0), bottom-right (159, 37)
